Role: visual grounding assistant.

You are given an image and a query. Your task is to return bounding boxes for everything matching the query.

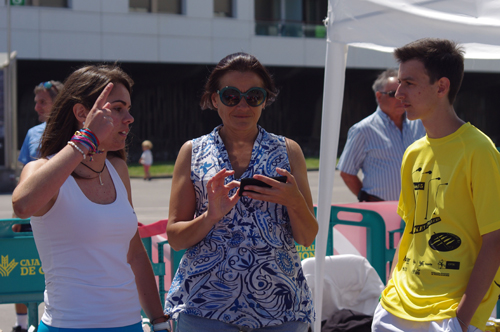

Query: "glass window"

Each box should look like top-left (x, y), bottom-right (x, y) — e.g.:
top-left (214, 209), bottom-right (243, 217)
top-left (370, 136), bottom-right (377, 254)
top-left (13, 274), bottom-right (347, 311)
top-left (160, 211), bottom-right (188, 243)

top-left (130, 0), bottom-right (151, 12)
top-left (214, 0), bottom-right (232, 18)
top-left (22, 0), bottom-right (68, 7)
top-left (255, 0), bottom-right (280, 21)
top-left (302, 0), bottom-right (327, 24)
top-left (157, 0), bottom-right (182, 14)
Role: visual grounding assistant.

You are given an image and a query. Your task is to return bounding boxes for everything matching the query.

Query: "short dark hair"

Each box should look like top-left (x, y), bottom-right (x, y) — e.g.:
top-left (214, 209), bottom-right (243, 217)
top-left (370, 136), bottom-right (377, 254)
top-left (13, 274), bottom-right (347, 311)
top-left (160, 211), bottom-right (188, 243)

top-left (200, 52), bottom-right (279, 110)
top-left (394, 38), bottom-right (465, 104)
top-left (40, 64), bottom-right (133, 161)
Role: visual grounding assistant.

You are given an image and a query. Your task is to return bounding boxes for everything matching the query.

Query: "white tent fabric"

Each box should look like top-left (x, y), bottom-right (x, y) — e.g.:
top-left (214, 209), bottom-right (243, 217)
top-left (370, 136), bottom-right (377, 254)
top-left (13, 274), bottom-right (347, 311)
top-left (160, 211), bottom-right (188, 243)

top-left (315, 1), bottom-right (500, 330)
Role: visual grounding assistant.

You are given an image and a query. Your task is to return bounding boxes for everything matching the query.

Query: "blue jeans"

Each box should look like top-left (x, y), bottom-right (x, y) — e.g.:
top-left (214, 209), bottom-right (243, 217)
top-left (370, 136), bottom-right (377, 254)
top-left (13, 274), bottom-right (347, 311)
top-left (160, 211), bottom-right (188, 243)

top-left (37, 321), bottom-right (143, 332)
top-left (176, 313), bottom-right (309, 332)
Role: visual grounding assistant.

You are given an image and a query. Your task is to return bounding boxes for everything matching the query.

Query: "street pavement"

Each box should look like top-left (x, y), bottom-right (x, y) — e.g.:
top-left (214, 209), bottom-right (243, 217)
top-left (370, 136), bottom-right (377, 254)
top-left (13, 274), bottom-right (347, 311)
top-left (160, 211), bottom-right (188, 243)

top-left (0, 170), bottom-right (356, 331)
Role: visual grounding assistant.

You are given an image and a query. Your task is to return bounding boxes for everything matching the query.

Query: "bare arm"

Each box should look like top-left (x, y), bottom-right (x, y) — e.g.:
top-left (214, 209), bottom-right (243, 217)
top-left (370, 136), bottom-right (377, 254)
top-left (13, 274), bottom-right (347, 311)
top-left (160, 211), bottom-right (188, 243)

top-left (242, 139), bottom-right (318, 247)
top-left (111, 157), bottom-right (165, 322)
top-left (13, 83), bottom-right (117, 218)
top-left (166, 141), bottom-right (240, 251)
top-left (456, 228), bottom-right (500, 330)
top-left (340, 171), bottom-right (363, 197)
top-left (127, 231), bottom-right (165, 322)
top-left (12, 146), bottom-right (84, 218)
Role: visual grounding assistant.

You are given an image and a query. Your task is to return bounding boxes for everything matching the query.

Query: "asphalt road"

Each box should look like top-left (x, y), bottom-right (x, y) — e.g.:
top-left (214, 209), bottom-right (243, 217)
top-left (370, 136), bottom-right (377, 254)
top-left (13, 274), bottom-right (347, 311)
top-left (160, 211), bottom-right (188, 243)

top-left (0, 170), bottom-right (356, 331)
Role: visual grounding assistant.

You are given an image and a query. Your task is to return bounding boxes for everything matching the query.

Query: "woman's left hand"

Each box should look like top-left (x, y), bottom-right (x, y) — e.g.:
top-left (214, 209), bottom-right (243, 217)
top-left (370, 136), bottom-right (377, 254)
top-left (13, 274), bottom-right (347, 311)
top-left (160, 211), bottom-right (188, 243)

top-left (240, 168), bottom-right (304, 207)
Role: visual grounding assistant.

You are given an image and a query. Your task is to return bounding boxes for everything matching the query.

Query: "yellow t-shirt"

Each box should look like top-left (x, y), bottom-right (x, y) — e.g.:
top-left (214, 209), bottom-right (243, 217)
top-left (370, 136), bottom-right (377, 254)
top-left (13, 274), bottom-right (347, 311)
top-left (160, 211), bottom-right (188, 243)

top-left (381, 123), bottom-right (500, 331)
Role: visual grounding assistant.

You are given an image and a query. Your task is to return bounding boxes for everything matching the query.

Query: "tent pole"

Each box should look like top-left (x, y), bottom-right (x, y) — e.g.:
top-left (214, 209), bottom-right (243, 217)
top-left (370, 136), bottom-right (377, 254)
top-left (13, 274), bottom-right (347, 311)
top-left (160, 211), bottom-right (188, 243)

top-left (314, 40), bottom-right (348, 331)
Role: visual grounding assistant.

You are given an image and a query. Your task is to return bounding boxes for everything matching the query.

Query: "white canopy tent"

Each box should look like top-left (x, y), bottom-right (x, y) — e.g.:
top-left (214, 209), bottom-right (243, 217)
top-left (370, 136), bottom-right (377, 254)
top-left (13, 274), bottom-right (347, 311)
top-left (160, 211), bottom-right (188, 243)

top-left (315, 0), bottom-right (500, 330)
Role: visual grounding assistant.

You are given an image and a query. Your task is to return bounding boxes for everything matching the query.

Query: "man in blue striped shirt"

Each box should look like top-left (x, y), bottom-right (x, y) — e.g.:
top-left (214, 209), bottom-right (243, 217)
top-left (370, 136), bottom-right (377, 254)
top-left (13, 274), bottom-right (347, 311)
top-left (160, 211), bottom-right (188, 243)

top-left (337, 69), bottom-right (426, 201)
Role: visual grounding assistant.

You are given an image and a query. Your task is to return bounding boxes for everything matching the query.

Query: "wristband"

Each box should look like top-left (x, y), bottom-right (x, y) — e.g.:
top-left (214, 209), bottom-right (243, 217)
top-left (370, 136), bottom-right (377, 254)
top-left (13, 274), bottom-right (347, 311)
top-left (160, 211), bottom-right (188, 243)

top-left (152, 321), bottom-right (170, 331)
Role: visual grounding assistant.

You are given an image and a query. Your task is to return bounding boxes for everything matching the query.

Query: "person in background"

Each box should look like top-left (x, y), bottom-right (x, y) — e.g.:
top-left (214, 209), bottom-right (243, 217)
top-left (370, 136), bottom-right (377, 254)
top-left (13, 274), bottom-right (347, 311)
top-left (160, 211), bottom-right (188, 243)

top-left (12, 80), bottom-right (62, 332)
top-left (337, 69), bottom-right (425, 202)
top-left (373, 38), bottom-right (500, 332)
top-left (18, 80), bottom-right (63, 165)
top-left (140, 140), bottom-right (153, 181)
top-left (12, 65), bottom-right (168, 332)
top-left (165, 52), bottom-right (317, 331)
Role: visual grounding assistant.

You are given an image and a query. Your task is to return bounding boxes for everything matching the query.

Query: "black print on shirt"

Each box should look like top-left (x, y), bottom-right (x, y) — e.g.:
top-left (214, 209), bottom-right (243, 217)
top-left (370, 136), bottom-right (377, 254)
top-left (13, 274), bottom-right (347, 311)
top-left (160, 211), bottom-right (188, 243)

top-left (438, 259), bottom-right (460, 270)
top-left (411, 217), bottom-right (441, 234)
top-left (428, 232), bottom-right (461, 251)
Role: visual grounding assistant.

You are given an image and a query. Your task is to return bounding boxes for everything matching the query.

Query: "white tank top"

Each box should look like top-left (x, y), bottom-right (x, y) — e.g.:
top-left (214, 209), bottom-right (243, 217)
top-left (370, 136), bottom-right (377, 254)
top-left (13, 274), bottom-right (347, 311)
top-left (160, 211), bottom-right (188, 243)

top-left (31, 159), bottom-right (142, 328)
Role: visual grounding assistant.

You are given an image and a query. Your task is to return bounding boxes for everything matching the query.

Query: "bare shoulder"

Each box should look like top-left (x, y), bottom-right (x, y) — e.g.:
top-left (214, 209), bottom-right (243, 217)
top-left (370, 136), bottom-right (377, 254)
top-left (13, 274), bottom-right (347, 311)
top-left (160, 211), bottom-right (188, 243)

top-left (174, 141), bottom-right (193, 171)
top-left (108, 155), bottom-right (130, 181)
top-left (108, 155), bottom-right (128, 172)
top-left (285, 138), bottom-right (306, 171)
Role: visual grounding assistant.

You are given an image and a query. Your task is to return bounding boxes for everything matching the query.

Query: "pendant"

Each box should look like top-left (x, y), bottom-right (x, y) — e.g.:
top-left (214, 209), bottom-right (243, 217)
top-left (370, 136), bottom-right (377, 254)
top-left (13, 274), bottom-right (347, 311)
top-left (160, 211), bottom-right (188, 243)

top-left (99, 172), bottom-right (104, 186)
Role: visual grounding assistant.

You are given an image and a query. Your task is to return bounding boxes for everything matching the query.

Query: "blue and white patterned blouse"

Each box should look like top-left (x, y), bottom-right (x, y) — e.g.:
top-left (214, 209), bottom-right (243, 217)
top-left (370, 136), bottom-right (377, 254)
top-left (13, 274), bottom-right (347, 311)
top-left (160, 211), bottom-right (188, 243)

top-left (165, 125), bottom-right (314, 328)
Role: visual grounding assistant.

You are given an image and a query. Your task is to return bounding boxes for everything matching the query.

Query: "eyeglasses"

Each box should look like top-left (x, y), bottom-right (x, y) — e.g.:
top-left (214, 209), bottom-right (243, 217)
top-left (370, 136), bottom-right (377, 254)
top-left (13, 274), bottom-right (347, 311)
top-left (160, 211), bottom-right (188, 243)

top-left (216, 86), bottom-right (267, 107)
top-left (380, 90), bottom-right (396, 98)
top-left (39, 81), bottom-right (58, 92)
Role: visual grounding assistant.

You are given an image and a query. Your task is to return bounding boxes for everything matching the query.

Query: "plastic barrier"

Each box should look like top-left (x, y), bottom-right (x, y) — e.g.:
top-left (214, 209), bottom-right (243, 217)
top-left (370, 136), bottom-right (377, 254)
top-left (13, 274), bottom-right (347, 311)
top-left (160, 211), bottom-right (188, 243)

top-left (0, 218), bottom-right (43, 329)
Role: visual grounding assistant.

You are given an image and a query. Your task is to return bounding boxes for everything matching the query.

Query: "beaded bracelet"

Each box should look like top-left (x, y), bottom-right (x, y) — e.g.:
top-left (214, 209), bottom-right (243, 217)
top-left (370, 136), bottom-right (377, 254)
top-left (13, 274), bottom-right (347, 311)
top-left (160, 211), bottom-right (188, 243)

top-left (67, 141), bottom-right (86, 160)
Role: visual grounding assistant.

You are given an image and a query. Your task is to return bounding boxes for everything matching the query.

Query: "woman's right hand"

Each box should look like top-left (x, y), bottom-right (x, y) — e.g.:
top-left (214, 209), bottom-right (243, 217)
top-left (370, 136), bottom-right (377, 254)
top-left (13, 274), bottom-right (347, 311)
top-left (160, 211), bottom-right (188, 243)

top-left (205, 168), bottom-right (241, 223)
top-left (82, 82), bottom-right (115, 144)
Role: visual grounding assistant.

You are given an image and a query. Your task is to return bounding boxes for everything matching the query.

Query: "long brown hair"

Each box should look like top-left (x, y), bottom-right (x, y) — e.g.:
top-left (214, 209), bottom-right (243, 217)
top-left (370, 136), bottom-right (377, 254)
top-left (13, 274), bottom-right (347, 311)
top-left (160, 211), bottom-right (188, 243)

top-left (40, 65), bottom-right (134, 160)
top-left (200, 52), bottom-right (279, 110)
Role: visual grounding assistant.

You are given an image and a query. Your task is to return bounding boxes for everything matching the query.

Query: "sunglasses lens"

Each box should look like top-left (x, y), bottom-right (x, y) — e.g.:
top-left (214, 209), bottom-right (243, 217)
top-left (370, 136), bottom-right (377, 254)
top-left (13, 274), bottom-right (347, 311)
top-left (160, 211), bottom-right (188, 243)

top-left (40, 81), bottom-right (53, 89)
top-left (245, 88), bottom-right (265, 107)
top-left (388, 91), bottom-right (396, 98)
top-left (221, 88), bottom-right (241, 106)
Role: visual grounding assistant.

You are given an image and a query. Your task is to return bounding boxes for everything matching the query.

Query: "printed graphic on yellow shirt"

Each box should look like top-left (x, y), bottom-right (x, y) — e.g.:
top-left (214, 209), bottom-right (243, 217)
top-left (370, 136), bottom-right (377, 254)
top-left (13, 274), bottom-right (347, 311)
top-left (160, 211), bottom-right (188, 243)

top-left (411, 166), bottom-right (461, 252)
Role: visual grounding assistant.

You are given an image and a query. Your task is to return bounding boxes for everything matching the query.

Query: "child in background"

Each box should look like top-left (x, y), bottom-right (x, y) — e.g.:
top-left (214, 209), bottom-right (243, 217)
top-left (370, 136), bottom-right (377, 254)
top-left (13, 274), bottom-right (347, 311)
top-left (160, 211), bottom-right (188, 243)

top-left (140, 140), bottom-right (153, 181)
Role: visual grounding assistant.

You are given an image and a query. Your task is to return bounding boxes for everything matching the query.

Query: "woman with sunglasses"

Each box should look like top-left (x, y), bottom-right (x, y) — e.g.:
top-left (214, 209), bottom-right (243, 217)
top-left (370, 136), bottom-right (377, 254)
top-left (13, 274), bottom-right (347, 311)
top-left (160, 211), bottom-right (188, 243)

top-left (165, 52), bottom-right (318, 332)
top-left (12, 65), bottom-right (168, 332)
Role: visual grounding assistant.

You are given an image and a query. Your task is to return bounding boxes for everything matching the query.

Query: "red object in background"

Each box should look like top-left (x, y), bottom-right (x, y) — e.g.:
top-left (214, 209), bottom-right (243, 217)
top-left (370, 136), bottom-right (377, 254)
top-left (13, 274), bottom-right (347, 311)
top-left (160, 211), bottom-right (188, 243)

top-left (138, 219), bottom-right (168, 238)
top-left (137, 219), bottom-right (172, 289)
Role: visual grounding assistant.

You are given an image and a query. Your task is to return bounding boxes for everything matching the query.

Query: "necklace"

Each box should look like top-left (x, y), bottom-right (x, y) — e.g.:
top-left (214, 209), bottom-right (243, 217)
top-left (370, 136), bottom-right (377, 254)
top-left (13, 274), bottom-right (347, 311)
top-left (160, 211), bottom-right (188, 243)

top-left (80, 162), bottom-right (106, 186)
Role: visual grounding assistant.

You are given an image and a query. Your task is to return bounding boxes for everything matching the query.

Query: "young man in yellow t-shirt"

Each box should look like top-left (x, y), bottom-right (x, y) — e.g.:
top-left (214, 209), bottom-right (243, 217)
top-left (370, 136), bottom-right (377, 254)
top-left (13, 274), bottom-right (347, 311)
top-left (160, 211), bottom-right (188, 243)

top-left (373, 38), bottom-right (500, 332)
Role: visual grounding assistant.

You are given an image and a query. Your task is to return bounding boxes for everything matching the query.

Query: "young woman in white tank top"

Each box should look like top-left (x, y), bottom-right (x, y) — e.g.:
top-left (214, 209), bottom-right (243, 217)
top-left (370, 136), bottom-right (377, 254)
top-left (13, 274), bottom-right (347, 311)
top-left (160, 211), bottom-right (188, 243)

top-left (12, 65), bottom-right (170, 332)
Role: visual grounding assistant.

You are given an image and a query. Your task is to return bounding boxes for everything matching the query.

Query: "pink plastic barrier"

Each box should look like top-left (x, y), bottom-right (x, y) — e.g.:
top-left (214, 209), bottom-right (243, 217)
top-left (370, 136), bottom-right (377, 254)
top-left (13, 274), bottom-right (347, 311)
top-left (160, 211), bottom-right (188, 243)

top-left (138, 219), bottom-right (172, 290)
top-left (331, 201), bottom-right (402, 257)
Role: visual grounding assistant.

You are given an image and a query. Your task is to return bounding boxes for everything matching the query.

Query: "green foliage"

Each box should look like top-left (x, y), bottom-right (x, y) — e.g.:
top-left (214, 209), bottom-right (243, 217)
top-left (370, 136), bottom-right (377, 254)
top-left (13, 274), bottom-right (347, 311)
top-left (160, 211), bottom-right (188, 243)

top-left (128, 158), bottom-right (321, 178)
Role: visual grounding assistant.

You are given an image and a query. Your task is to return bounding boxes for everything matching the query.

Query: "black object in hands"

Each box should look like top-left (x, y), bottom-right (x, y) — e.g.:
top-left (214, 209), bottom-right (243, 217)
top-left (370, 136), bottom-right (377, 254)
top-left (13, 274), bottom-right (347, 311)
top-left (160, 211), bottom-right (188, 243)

top-left (239, 176), bottom-right (287, 196)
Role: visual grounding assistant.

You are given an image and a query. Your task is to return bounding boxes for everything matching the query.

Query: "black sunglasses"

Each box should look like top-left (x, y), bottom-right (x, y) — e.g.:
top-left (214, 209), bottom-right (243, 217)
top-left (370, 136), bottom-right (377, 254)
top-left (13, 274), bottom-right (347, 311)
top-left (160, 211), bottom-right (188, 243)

top-left (380, 90), bottom-right (396, 98)
top-left (216, 86), bottom-right (267, 107)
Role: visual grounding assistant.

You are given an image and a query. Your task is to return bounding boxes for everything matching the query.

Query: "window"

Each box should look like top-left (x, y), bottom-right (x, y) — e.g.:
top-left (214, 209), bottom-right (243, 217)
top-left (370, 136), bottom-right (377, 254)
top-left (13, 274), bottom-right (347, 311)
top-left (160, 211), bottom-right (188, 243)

top-left (129, 0), bottom-right (150, 12)
top-left (12, 0), bottom-right (68, 7)
top-left (129, 0), bottom-right (182, 14)
top-left (214, 0), bottom-right (232, 18)
top-left (255, 0), bottom-right (326, 38)
top-left (157, 0), bottom-right (181, 14)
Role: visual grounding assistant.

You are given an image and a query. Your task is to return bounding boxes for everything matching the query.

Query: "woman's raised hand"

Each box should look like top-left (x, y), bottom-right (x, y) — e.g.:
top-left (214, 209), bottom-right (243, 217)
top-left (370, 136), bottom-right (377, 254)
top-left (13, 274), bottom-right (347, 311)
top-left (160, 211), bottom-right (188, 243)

top-left (205, 168), bottom-right (241, 222)
top-left (84, 83), bottom-right (115, 144)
